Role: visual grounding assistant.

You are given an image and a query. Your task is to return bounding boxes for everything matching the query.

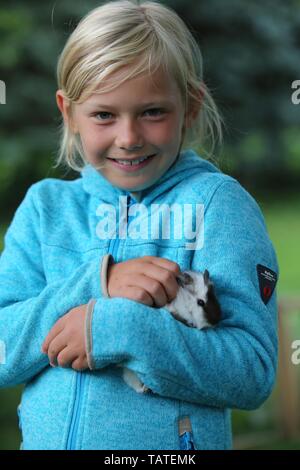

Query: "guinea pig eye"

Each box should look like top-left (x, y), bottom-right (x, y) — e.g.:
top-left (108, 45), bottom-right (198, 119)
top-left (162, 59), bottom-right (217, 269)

top-left (197, 299), bottom-right (205, 307)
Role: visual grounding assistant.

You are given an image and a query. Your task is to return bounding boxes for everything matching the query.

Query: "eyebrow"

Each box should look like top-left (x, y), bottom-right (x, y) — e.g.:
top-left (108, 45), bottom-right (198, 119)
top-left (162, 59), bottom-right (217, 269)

top-left (86, 100), bottom-right (173, 111)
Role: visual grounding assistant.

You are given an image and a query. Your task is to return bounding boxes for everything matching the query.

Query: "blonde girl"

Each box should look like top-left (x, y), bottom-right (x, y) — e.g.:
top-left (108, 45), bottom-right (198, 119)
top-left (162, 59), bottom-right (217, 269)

top-left (0, 0), bottom-right (278, 450)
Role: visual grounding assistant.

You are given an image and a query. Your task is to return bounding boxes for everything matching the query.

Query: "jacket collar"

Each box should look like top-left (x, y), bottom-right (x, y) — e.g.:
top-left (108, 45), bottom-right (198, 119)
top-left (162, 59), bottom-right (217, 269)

top-left (81, 149), bottom-right (221, 205)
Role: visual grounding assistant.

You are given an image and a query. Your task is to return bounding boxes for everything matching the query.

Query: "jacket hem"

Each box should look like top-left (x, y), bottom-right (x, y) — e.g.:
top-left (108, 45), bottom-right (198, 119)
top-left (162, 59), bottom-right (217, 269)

top-left (101, 253), bottom-right (114, 297)
top-left (85, 299), bottom-right (97, 370)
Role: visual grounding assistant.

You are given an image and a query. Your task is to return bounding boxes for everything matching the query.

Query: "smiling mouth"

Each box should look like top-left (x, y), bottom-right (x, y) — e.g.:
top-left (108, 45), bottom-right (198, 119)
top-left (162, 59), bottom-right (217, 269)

top-left (106, 154), bottom-right (156, 166)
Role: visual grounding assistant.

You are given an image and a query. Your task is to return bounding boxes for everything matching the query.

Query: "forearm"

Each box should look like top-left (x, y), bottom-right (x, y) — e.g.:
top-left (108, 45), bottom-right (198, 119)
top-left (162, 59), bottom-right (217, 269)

top-left (0, 255), bottom-right (110, 388)
top-left (86, 295), bottom-right (277, 409)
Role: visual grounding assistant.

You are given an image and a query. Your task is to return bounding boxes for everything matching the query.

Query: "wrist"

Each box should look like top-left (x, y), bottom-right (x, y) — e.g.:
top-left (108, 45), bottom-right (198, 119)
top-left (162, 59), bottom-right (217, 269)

top-left (100, 253), bottom-right (114, 298)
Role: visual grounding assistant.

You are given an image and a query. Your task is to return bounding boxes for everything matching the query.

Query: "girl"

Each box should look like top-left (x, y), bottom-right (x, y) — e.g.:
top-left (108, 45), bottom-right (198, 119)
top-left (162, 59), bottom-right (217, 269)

top-left (0, 0), bottom-right (279, 450)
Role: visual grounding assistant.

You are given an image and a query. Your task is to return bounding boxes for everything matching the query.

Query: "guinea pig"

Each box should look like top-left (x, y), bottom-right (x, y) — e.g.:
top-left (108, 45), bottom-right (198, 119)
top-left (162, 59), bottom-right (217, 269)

top-left (120, 269), bottom-right (222, 394)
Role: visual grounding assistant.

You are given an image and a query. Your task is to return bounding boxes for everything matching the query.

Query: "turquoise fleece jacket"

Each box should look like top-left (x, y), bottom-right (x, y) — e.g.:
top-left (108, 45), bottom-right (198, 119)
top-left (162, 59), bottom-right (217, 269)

top-left (0, 150), bottom-right (279, 450)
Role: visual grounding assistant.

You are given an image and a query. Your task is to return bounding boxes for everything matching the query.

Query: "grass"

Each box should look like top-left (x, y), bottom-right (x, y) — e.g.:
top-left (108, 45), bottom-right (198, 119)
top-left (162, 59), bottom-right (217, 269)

top-left (0, 225), bottom-right (6, 252)
top-left (256, 190), bottom-right (300, 295)
top-left (0, 386), bottom-right (23, 450)
top-left (250, 439), bottom-right (300, 450)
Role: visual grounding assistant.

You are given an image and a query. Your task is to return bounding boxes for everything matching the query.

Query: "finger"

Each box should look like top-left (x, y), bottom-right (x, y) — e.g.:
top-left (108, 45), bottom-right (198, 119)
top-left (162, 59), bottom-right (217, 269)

top-left (144, 256), bottom-right (181, 275)
top-left (72, 357), bottom-right (89, 371)
top-left (135, 273), bottom-right (169, 307)
top-left (42, 320), bottom-right (64, 353)
top-left (57, 346), bottom-right (78, 369)
top-left (47, 333), bottom-right (68, 367)
top-left (142, 264), bottom-right (180, 304)
top-left (120, 285), bottom-right (154, 307)
top-left (124, 275), bottom-right (168, 308)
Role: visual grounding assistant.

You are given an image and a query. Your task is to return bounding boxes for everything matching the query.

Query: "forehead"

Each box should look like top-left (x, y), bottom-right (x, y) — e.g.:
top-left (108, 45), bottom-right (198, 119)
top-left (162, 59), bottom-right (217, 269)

top-left (191, 272), bottom-right (205, 288)
top-left (82, 65), bottom-right (182, 108)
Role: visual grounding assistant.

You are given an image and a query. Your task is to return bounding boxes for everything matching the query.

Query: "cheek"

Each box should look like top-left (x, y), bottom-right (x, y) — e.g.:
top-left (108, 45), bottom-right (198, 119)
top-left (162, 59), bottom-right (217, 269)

top-left (80, 126), bottom-right (104, 150)
top-left (149, 118), bottom-right (182, 146)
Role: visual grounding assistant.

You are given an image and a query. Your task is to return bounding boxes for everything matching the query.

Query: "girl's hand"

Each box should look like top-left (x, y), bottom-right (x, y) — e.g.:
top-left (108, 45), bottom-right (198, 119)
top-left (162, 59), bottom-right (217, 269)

top-left (107, 255), bottom-right (181, 308)
top-left (41, 304), bottom-right (88, 370)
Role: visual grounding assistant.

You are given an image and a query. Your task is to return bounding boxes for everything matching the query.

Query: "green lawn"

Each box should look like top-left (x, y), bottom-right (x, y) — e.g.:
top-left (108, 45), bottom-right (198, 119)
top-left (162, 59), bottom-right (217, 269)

top-left (0, 225), bottom-right (5, 251)
top-left (257, 191), bottom-right (300, 295)
top-left (249, 438), bottom-right (300, 450)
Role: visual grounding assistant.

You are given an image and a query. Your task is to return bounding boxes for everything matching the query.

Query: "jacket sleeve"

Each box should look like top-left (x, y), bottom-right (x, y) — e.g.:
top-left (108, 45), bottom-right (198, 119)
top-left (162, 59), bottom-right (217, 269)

top-left (0, 184), bottom-right (107, 388)
top-left (86, 180), bottom-right (279, 410)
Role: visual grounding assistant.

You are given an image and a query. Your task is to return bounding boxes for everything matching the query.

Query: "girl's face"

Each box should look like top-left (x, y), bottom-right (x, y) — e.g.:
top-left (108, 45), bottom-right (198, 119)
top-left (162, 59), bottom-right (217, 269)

top-left (57, 66), bottom-right (194, 192)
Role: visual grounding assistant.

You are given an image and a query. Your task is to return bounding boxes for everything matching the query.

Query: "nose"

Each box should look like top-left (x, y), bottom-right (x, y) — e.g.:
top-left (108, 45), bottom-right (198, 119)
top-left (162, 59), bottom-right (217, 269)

top-left (115, 118), bottom-right (144, 151)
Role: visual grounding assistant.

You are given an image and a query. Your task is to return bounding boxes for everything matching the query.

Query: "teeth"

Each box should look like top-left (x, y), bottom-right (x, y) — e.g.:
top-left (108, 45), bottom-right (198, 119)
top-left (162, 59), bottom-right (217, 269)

top-left (116, 159), bottom-right (132, 166)
top-left (114, 155), bottom-right (152, 166)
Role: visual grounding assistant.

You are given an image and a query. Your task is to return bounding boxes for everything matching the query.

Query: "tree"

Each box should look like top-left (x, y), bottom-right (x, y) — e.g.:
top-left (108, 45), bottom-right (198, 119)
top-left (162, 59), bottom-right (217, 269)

top-left (1, 0), bottom-right (300, 220)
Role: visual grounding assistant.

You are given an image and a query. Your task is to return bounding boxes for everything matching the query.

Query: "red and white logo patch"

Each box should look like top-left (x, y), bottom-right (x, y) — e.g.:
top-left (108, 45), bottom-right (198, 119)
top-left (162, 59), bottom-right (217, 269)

top-left (256, 264), bottom-right (278, 305)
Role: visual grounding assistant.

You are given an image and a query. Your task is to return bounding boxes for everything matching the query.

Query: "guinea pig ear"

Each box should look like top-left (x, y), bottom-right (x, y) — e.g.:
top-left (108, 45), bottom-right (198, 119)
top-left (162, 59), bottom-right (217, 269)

top-left (176, 275), bottom-right (185, 287)
top-left (203, 269), bottom-right (210, 285)
top-left (176, 272), bottom-right (193, 287)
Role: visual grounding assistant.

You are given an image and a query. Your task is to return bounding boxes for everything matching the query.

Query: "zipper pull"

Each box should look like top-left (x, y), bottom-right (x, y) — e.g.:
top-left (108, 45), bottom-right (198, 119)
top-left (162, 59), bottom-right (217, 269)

top-left (178, 416), bottom-right (196, 450)
top-left (179, 432), bottom-right (195, 450)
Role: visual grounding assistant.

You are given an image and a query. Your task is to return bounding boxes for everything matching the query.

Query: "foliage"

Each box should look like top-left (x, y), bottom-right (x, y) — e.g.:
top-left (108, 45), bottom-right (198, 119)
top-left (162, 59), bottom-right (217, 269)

top-left (167, 0), bottom-right (300, 180)
top-left (0, 1), bottom-right (300, 220)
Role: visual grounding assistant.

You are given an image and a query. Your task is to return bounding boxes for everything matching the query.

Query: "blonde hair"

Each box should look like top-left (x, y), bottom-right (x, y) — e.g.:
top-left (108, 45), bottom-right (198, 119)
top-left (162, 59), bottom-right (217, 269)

top-left (55, 0), bottom-right (223, 172)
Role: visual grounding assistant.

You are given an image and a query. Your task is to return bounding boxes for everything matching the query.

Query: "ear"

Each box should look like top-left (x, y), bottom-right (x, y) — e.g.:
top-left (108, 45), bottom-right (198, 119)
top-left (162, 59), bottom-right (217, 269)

top-left (184, 86), bottom-right (204, 129)
top-left (176, 275), bottom-right (185, 288)
top-left (56, 90), bottom-right (78, 133)
top-left (203, 269), bottom-right (210, 285)
top-left (176, 272), bottom-right (193, 287)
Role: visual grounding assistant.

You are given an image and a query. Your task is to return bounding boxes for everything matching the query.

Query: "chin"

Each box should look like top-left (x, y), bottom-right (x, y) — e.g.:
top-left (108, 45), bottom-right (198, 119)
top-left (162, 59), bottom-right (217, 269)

top-left (116, 177), bottom-right (157, 192)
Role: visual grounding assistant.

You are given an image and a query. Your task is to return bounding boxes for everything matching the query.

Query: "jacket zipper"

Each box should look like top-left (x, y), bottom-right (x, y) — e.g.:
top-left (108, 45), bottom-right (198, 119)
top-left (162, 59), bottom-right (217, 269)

top-left (109, 193), bottom-right (130, 264)
top-left (66, 194), bottom-right (131, 449)
top-left (111, 193), bottom-right (131, 259)
top-left (66, 372), bottom-right (85, 449)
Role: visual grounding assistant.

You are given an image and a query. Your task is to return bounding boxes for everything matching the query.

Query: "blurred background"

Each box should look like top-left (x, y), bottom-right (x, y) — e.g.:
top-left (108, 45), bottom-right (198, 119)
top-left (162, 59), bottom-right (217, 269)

top-left (0, 0), bottom-right (300, 450)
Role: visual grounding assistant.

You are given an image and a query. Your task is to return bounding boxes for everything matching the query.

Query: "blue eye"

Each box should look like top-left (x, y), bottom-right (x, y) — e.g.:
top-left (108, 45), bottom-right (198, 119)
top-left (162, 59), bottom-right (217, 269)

top-left (93, 108), bottom-right (164, 121)
top-left (95, 112), bottom-right (113, 120)
top-left (144, 108), bottom-right (163, 117)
